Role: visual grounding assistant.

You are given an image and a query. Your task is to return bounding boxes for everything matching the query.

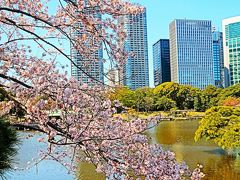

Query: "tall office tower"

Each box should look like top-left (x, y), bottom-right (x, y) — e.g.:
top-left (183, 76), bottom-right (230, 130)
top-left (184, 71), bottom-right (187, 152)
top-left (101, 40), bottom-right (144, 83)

top-left (153, 39), bottom-right (171, 87)
top-left (222, 16), bottom-right (240, 87)
top-left (169, 19), bottom-right (214, 89)
top-left (121, 8), bottom-right (149, 90)
top-left (71, 1), bottom-right (104, 86)
top-left (212, 30), bottom-right (224, 88)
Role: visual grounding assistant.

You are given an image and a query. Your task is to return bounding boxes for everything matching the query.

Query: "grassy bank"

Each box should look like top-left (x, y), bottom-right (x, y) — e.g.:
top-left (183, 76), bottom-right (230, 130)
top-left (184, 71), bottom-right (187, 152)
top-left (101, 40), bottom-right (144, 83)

top-left (116, 109), bottom-right (205, 120)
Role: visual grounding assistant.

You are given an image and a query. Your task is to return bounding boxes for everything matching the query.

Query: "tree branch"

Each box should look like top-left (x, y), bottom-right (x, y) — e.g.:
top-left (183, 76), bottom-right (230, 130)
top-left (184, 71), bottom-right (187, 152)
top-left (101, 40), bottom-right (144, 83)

top-left (0, 73), bottom-right (32, 89)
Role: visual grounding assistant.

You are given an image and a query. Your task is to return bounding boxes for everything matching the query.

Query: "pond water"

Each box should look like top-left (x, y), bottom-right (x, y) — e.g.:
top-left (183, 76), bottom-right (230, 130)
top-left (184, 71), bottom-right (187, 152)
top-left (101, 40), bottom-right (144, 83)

top-left (149, 120), bottom-right (240, 180)
top-left (3, 120), bottom-right (240, 179)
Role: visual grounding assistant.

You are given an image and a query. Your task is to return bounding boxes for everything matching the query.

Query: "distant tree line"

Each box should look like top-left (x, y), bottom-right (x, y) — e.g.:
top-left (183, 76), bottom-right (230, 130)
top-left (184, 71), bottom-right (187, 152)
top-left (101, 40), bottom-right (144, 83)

top-left (109, 82), bottom-right (240, 155)
top-left (109, 82), bottom-right (240, 112)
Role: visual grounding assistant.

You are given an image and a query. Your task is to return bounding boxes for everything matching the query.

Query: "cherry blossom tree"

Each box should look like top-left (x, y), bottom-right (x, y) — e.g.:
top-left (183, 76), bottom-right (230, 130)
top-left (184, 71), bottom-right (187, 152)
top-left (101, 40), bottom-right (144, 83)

top-left (0, 0), bottom-right (204, 179)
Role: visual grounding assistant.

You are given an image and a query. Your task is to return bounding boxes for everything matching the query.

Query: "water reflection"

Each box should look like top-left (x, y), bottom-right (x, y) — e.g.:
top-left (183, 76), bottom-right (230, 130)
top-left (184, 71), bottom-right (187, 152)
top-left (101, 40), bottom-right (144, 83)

top-left (203, 156), bottom-right (240, 180)
top-left (3, 120), bottom-right (240, 179)
top-left (4, 132), bottom-right (74, 180)
top-left (0, 119), bottom-right (17, 177)
top-left (4, 132), bottom-right (104, 180)
top-left (77, 162), bottom-right (105, 180)
top-left (151, 120), bottom-right (240, 179)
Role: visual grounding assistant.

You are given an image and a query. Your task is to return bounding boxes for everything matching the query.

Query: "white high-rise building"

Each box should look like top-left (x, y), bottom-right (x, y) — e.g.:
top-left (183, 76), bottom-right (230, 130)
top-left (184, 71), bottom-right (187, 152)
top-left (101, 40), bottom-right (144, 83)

top-left (121, 8), bottom-right (149, 90)
top-left (222, 16), bottom-right (240, 87)
top-left (71, 1), bottom-right (104, 86)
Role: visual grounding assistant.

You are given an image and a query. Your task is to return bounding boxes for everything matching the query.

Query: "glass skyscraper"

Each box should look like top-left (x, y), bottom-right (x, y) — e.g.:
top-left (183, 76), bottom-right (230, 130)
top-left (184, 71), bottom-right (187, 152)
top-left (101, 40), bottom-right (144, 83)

top-left (122, 8), bottom-right (149, 90)
top-left (222, 16), bottom-right (240, 86)
top-left (71, 1), bottom-right (104, 86)
top-left (153, 39), bottom-right (171, 86)
top-left (212, 30), bottom-right (224, 88)
top-left (169, 19), bottom-right (215, 89)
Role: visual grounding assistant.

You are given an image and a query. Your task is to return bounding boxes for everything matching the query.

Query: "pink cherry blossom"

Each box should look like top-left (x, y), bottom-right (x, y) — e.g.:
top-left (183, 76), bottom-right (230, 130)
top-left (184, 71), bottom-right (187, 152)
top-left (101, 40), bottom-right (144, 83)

top-left (0, 0), bottom-right (204, 179)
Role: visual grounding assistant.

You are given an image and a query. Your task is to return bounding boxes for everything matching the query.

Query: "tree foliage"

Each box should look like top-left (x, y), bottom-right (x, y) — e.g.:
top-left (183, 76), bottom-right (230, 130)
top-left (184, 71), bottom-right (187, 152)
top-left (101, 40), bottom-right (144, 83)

top-left (195, 106), bottom-right (240, 150)
top-left (109, 87), bottom-right (135, 107)
top-left (154, 96), bottom-right (176, 111)
top-left (0, 118), bottom-right (17, 176)
top-left (222, 97), bottom-right (240, 107)
top-left (133, 87), bottom-right (154, 112)
top-left (0, 88), bottom-right (25, 117)
top-left (112, 83), bottom-right (240, 113)
top-left (193, 85), bottom-right (222, 111)
top-left (217, 84), bottom-right (240, 105)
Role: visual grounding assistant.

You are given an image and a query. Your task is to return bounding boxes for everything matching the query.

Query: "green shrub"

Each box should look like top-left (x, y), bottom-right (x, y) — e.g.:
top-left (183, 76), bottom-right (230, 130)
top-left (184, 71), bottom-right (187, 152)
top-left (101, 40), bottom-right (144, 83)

top-left (195, 106), bottom-right (240, 151)
top-left (0, 118), bottom-right (18, 176)
top-left (154, 96), bottom-right (176, 111)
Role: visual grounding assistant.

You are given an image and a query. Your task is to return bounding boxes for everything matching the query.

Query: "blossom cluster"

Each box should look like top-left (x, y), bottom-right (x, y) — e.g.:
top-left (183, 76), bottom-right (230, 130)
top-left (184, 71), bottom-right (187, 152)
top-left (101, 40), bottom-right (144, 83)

top-left (0, 0), bottom-right (204, 179)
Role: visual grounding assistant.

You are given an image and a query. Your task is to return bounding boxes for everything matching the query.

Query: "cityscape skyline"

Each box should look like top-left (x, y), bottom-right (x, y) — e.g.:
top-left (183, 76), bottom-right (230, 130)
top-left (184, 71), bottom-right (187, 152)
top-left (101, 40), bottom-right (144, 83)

top-left (2, 1), bottom-right (240, 180)
top-left (67, 0), bottom-right (240, 88)
top-left (131, 0), bottom-right (240, 87)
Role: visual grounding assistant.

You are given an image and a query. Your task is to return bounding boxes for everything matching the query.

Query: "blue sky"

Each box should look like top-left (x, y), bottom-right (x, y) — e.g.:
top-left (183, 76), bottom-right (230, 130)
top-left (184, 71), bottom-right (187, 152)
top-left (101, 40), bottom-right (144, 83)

top-left (131, 0), bottom-right (240, 86)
